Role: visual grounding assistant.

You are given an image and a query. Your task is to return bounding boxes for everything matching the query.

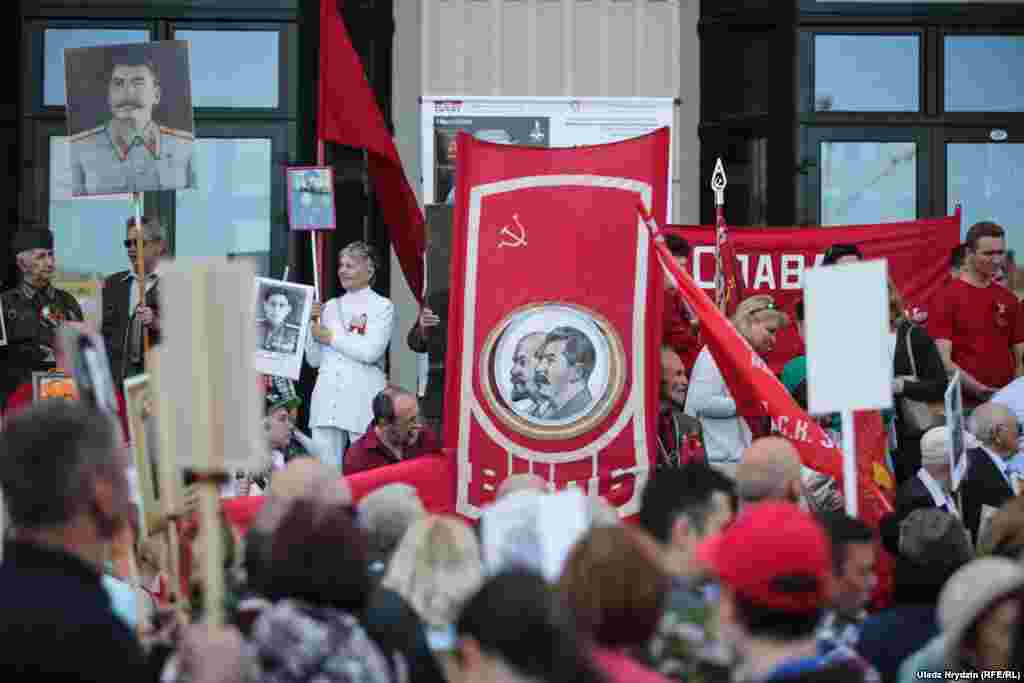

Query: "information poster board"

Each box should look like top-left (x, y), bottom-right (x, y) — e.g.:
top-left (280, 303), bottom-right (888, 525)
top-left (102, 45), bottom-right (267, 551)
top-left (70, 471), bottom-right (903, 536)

top-left (421, 96), bottom-right (675, 214)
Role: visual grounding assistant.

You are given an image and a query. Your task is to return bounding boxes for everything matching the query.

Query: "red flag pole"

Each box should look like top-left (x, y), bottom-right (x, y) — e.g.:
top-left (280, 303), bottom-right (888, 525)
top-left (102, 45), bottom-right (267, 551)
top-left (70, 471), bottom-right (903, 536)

top-left (712, 158), bottom-right (728, 312)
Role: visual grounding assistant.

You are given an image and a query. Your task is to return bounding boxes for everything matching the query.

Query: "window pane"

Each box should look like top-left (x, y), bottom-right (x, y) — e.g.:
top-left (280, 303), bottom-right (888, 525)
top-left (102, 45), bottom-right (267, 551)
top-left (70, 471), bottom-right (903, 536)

top-left (945, 37), bottom-right (1024, 112)
top-left (820, 141), bottom-right (916, 225)
top-left (176, 30), bottom-right (279, 108)
top-left (45, 29), bottom-right (150, 106)
top-left (948, 143), bottom-right (1024, 255)
top-left (175, 139), bottom-right (271, 274)
top-left (49, 136), bottom-right (134, 279)
top-left (814, 35), bottom-right (919, 112)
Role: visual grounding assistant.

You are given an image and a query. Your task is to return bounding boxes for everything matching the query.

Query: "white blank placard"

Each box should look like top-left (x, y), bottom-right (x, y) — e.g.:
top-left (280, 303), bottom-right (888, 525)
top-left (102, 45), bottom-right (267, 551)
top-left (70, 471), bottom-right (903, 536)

top-left (805, 259), bottom-right (893, 414)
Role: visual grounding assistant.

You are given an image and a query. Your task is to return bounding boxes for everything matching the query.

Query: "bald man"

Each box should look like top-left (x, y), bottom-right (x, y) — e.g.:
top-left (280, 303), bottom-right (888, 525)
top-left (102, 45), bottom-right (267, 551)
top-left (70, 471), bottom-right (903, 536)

top-left (735, 437), bottom-right (804, 507)
top-left (963, 402), bottom-right (1020, 540)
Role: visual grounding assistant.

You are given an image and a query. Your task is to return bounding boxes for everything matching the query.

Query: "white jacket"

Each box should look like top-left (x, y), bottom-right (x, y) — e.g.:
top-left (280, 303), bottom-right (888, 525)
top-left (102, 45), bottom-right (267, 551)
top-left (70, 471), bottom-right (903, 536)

top-left (683, 345), bottom-right (751, 466)
top-left (306, 288), bottom-right (394, 433)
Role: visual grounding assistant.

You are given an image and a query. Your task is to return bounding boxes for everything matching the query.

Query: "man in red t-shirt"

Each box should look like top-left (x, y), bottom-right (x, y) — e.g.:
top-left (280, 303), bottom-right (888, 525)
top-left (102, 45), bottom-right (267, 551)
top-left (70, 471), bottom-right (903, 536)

top-left (928, 222), bottom-right (1024, 407)
top-left (662, 234), bottom-right (701, 373)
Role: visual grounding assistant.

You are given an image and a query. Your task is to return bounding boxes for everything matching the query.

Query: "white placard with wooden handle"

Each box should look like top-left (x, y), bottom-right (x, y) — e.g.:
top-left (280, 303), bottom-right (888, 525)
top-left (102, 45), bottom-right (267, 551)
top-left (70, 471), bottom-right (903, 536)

top-left (157, 259), bottom-right (262, 624)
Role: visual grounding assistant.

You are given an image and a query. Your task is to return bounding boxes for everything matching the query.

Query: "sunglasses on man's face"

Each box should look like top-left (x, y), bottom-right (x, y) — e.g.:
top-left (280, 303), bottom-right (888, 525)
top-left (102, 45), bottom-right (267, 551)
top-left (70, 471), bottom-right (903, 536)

top-left (124, 239), bottom-right (155, 249)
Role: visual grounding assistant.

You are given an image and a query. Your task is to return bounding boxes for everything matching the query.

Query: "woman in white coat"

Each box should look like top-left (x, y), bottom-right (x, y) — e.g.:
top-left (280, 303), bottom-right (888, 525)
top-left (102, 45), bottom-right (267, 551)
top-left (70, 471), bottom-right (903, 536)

top-left (307, 241), bottom-right (394, 472)
top-left (684, 294), bottom-right (789, 478)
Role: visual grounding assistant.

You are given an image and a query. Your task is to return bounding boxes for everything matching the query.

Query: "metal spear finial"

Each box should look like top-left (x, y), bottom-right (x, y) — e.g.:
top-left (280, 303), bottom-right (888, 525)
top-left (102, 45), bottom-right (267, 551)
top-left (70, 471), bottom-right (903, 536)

top-left (711, 158), bottom-right (727, 207)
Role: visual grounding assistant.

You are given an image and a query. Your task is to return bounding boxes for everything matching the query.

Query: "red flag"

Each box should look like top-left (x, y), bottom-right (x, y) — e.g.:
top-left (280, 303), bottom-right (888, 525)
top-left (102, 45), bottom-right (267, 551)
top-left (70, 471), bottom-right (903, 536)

top-left (318, 0), bottom-right (425, 300)
top-left (715, 220), bottom-right (745, 317)
top-left (645, 216), bottom-right (893, 525)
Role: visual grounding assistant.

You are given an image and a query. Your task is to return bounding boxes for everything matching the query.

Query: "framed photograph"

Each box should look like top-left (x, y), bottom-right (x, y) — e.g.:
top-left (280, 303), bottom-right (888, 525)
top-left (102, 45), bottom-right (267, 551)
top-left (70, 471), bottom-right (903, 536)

top-left (124, 373), bottom-right (166, 536)
top-left (32, 371), bottom-right (77, 402)
top-left (252, 277), bottom-right (315, 381)
top-left (286, 166), bottom-right (336, 230)
top-left (64, 40), bottom-right (195, 196)
top-left (479, 303), bottom-right (626, 441)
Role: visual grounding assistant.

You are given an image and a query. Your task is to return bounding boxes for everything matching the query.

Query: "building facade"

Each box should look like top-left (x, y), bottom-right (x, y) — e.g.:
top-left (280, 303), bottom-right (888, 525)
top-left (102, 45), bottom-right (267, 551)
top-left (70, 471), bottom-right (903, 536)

top-left (5, 0), bottom-right (1022, 399)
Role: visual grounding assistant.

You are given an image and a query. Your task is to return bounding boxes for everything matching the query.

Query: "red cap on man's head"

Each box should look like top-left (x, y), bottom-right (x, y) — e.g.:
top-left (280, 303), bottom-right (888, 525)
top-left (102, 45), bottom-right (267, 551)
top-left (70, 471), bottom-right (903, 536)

top-left (696, 501), bottom-right (831, 613)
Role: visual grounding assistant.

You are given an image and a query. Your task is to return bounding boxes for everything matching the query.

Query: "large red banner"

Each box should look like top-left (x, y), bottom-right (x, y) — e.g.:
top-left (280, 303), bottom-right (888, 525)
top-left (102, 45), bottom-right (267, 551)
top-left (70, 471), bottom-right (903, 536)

top-left (669, 213), bottom-right (961, 371)
top-left (443, 129), bottom-right (670, 519)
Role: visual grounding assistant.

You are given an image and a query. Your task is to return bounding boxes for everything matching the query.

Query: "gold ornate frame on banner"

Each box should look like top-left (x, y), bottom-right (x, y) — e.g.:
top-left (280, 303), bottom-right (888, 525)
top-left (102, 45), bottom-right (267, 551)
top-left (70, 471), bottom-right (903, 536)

top-left (479, 302), bottom-right (626, 441)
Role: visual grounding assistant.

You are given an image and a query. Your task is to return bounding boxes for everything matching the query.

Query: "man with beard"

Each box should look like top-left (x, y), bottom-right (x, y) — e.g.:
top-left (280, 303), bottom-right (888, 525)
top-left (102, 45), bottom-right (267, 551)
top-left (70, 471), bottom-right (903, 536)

top-left (70, 47), bottom-right (195, 195)
top-left (0, 229), bottom-right (83, 408)
top-left (510, 331), bottom-right (546, 416)
top-left (658, 346), bottom-right (705, 469)
top-left (255, 288), bottom-right (300, 354)
top-left (533, 326), bottom-right (597, 421)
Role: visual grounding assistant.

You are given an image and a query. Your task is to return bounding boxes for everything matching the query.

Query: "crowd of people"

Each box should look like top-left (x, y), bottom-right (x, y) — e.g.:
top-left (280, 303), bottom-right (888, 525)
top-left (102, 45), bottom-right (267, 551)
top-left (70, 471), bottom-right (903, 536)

top-left (3, 215), bottom-right (1024, 681)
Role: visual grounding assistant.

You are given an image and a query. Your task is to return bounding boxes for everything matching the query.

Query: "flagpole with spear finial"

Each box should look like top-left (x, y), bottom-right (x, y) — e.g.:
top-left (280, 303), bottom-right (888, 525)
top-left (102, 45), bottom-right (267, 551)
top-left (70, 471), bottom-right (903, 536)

top-left (711, 158), bottom-right (729, 312)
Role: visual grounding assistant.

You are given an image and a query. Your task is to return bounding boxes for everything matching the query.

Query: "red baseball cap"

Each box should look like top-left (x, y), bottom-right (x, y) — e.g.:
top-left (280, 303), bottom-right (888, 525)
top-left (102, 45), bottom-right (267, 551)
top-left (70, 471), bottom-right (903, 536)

top-left (696, 501), bottom-right (832, 613)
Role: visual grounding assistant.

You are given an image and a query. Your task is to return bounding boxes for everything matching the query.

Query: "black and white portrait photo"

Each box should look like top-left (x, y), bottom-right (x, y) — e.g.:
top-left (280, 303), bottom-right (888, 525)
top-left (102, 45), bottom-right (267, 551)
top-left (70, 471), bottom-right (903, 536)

top-left (64, 40), bottom-right (195, 196)
top-left (482, 303), bottom-right (626, 440)
top-left (252, 278), bottom-right (315, 381)
top-left (287, 166), bottom-right (336, 230)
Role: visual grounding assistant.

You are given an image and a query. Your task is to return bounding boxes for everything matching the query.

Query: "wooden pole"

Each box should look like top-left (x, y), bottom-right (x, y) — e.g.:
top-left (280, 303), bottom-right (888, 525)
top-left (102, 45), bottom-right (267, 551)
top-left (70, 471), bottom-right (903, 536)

top-left (133, 193), bottom-right (149, 363)
top-left (313, 139), bottom-right (326, 315)
top-left (842, 410), bottom-right (858, 518)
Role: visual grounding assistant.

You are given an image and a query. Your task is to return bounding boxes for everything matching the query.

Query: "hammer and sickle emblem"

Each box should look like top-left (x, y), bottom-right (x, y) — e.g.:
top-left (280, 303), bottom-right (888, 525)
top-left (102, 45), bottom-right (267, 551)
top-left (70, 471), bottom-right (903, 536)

top-left (498, 214), bottom-right (528, 248)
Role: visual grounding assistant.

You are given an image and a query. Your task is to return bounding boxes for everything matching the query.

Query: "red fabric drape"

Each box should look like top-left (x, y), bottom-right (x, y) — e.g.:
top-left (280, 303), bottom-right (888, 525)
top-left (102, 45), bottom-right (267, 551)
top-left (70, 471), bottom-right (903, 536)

top-left (318, 0), bottom-right (425, 301)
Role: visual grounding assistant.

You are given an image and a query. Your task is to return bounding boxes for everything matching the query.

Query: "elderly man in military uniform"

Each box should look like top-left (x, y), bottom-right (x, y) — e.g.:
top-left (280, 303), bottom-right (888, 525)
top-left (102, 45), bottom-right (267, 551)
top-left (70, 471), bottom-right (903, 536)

top-left (256, 287), bottom-right (301, 354)
top-left (69, 48), bottom-right (195, 196)
top-left (0, 229), bottom-right (84, 408)
top-left (101, 216), bottom-right (166, 386)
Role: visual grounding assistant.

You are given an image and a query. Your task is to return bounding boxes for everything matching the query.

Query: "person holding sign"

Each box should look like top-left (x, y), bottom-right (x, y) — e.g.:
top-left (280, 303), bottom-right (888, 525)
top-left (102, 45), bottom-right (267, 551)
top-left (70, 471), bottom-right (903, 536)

top-left (929, 222), bottom-right (1024, 410)
top-left (684, 295), bottom-right (789, 478)
top-left (0, 229), bottom-right (84, 409)
top-left (101, 216), bottom-right (166, 386)
top-left (307, 241), bottom-right (394, 472)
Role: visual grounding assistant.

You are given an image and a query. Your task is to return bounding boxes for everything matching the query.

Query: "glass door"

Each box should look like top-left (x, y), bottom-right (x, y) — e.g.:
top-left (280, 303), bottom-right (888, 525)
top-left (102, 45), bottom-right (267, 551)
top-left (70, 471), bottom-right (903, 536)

top-left (943, 129), bottom-right (1024, 253)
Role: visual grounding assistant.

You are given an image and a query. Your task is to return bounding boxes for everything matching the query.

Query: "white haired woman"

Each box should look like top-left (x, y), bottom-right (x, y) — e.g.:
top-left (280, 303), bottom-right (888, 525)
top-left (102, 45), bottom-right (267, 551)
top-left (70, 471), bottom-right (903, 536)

top-left (307, 241), bottom-right (394, 472)
top-left (683, 294), bottom-right (789, 478)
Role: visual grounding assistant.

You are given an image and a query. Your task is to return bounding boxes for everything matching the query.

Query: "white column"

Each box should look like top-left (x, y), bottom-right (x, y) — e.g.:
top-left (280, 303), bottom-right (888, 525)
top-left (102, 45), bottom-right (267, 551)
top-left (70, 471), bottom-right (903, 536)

top-left (491, 0), bottom-right (504, 95)
top-left (633, 0), bottom-right (648, 95)
top-left (526, 0), bottom-right (538, 94)
top-left (598, 0), bottom-right (610, 96)
top-left (562, 0), bottom-right (575, 95)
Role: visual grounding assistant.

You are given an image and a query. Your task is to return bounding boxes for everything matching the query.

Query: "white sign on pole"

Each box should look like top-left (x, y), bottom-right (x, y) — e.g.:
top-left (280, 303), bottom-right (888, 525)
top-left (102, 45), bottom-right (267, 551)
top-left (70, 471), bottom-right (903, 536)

top-left (946, 371), bottom-right (968, 491)
top-left (420, 96), bottom-right (676, 214)
top-left (804, 259), bottom-right (893, 415)
top-left (805, 258), bottom-right (891, 518)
